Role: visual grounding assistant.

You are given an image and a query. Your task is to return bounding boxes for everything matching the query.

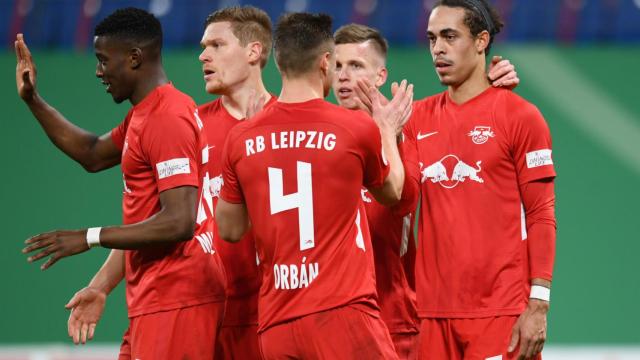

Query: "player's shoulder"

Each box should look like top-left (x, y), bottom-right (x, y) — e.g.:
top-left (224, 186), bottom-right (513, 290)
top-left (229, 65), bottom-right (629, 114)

top-left (156, 84), bottom-right (197, 115)
top-left (413, 91), bottom-right (447, 113)
top-left (494, 88), bottom-right (543, 120)
top-left (196, 98), bottom-right (223, 121)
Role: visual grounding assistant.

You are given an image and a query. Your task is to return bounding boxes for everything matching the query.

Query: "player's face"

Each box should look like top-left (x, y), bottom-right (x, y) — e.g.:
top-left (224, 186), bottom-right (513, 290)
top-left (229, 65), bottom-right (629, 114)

top-left (199, 22), bottom-right (252, 95)
top-left (94, 36), bottom-right (135, 104)
top-left (333, 42), bottom-right (386, 110)
top-left (427, 6), bottom-right (482, 87)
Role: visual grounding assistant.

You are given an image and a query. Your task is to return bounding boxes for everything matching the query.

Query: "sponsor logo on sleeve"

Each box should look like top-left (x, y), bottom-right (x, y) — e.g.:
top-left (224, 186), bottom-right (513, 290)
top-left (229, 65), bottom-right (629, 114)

top-left (526, 149), bottom-right (553, 168)
top-left (156, 158), bottom-right (190, 179)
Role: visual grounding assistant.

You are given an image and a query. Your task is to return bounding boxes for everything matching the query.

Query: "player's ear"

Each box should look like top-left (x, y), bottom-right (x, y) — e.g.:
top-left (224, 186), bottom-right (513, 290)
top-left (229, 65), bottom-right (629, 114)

top-left (375, 66), bottom-right (388, 88)
top-left (319, 51), bottom-right (331, 76)
top-left (475, 30), bottom-right (490, 55)
top-left (129, 47), bottom-right (142, 69)
top-left (247, 41), bottom-right (263, 66)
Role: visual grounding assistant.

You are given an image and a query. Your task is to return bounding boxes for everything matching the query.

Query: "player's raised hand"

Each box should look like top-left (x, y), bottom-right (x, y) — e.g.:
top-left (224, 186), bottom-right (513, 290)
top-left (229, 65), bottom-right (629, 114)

top-left (245, 90), bottom-right (268, 120)
top-left (15, 33), bottom-right (38, 101)
top-left (65, 287), bottom-right (107, 345)
top-left (488, 55), bottom-right (519, 89)
top-left (363, 79), bottom-right (414, 136)
top-left (22, 229), bottom-right (90, 270)
top-left (508, 299), bottom-right (549, 359)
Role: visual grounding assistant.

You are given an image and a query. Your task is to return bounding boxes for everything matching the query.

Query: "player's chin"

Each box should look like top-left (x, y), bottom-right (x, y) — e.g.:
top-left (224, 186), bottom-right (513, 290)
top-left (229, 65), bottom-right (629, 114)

top-left (111, 93), bottom-right (127, 104)
top-left (205, 82), bottom-right (223, 95)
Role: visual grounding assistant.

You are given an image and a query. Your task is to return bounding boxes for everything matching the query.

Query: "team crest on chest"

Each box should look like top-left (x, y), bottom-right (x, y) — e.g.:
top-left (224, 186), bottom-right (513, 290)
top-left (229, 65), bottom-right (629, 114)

top-left (468, 126), bottom-right (495, 144)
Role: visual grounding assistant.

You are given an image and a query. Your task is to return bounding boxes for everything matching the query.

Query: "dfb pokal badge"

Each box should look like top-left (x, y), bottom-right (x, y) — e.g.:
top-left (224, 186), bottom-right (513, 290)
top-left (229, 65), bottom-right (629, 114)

top-left (468, 126), bottom-right (495, 145)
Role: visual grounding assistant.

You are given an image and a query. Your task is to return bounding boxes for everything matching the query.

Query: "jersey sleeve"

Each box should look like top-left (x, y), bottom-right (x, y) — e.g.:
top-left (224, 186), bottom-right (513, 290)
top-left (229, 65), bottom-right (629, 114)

top-left (219, 129), bottom-right (245, 204)
top-left (507, 99), bottom-right (557, 185)
top-left (142, 111), bottom-right (200, 193)
top-left (356, 113), bottom-right (390, 189)
top-left (110, 110), bottom-right (133, 150)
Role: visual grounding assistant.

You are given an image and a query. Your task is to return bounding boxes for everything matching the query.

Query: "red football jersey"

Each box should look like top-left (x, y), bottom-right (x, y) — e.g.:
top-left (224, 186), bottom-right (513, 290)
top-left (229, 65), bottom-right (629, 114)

top-left (111, 84), bottom-right (227, 317)
top-left (361, 189), bottom-right (419, 334)
top-left (198, 96), bottom-right (276, 326)
top-left (403, 87), bottom-right (556, 318)
top-left (220, 99), bottom-right (389, 332)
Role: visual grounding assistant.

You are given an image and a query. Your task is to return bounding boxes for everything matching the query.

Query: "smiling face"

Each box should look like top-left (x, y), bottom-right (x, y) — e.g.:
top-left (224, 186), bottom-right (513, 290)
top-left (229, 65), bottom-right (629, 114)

top-left (94, 36), bottom-right (136, 103)
top-left (427, 6), bottom-right (485, 87)
top-left (332, 41), bottom-right (387, 110)
top-left (199, 21), bottom-right (252, 95)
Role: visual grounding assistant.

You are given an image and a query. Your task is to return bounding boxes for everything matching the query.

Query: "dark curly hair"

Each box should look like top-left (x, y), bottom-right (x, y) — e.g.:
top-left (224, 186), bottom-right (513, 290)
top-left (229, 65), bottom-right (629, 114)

top-left (94, 7), bottom-right (162, 49)
top-left (433, 0), bottom-right (504, 54)
top-left (274, 12), bottom-right (334, 76)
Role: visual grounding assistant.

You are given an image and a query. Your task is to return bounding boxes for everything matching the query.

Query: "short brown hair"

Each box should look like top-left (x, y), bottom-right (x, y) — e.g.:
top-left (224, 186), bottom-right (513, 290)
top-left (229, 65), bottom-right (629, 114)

top-left (334, 23), bottom-right (388, 59)
top-left (274, 12), bottom-right (334, 77)
top-left (205, 6), bottom-right (273, 68)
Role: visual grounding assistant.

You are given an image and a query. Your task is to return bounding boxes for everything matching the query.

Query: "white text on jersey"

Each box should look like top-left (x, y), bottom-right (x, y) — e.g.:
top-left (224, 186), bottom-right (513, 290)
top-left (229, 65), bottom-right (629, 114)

top-left (273, 257), bottom-right (319, 290)
top-left (245, 131), bottom-right (337, 156)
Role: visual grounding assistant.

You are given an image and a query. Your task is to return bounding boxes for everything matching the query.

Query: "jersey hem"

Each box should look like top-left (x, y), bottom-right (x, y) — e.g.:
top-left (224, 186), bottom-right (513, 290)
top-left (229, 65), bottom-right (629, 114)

top-left (417, 305), bottom-right (525, 319)
top-left (127, 294), bottom-right (225, 318)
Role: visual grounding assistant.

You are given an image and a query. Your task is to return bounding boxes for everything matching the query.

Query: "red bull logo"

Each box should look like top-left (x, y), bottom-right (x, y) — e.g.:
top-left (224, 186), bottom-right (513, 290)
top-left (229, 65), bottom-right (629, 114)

top-left (421, 155), bottom-right (484, 189)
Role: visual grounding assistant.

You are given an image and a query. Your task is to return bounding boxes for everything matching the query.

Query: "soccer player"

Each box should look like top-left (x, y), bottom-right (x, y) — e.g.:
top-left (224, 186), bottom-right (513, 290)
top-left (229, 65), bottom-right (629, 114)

top-left (197, 6), bottom-right (274, 359)
top-left (215, 12), bottom-right (412, 359)
top-left (16, 8), bottom-right (226, 359)
top-left (332, 23), bottom-right (521, 359)
top-left (390, 1), bottom-right (556, 359)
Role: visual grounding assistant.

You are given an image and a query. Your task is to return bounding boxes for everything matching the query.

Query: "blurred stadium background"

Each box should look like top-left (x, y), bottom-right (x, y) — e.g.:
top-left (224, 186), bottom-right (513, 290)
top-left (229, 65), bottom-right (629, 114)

top-left (1, 0), bottom-right (639, 358)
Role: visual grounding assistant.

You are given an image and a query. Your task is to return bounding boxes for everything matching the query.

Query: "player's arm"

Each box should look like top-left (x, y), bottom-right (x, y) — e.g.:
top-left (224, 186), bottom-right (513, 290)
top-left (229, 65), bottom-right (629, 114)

top-left (65, 249), bottom-right (124, 345)
top-left (360, 80), bottom-right (414, 205)
top-left (215, 199), bottom-right (250, 243)
top-left (488, 55), bottom-right (520, 89)
top-left (509, 178), bottom-right (556, 359)
top-left (22, 186), bottom-right (198, 270)
top-left (15, 34), bottom-right (120, 172)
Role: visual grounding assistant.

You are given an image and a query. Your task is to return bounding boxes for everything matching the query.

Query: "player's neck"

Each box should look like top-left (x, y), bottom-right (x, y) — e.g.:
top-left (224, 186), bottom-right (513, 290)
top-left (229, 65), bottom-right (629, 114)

top-left (447, 63), bottom-right (491, 105)
top-left (130, 66), bottom-right (169, 106)
top-left (279, 75), bottom-right (325, 103)
top-left (221, 75), bottom-right (270, 120)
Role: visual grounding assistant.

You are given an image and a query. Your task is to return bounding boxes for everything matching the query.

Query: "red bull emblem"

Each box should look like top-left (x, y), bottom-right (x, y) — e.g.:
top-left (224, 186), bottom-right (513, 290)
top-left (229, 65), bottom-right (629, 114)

top-left (421, 155), bottom-right (484, 189)
top-left (468, 126), bottom-right (495, 145)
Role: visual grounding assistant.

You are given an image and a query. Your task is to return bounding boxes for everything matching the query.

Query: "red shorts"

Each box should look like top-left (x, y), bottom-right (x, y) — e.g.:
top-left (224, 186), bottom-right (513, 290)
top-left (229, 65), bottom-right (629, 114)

top-left (215, 324), bottom-right (260, 360)
top-left (417, 317), bottom-right (542, 360)
top-left (118, 301), bottom-right (224, 360)
top-left (391, 332), bottom-right (419, 360)
top-left (259, 305), bottom-right (399, 360)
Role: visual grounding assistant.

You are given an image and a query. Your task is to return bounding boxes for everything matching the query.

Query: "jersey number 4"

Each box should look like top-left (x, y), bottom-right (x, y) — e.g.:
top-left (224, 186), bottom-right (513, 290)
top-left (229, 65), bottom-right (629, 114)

top-left (268, 161), bottom-right (315, 251)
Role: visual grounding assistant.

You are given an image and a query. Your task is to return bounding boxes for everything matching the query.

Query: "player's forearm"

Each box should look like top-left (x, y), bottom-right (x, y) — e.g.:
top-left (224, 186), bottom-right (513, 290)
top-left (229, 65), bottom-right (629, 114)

top-left (87, 249), bottom-right (124, 295)
top-left (24, 93), bottom-right (106, 172)
top-left (95, 207), bottom-right (196, 250)
top-left (376, 129), bottom-right (405, 205)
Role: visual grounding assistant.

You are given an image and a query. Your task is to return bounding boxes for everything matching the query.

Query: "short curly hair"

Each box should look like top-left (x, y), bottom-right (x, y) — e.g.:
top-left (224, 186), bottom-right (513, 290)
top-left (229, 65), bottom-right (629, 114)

top-left (433, 0), bottom-right (504, 54)
top-left (94, 7), bottom-right (162, 49)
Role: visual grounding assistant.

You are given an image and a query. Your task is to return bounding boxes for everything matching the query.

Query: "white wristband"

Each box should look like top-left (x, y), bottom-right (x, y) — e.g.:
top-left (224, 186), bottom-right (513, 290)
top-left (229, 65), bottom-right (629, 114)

top-left (86, 227), bottom-right (102, 248)
top-left (530, 285), bottom-right (550, 302)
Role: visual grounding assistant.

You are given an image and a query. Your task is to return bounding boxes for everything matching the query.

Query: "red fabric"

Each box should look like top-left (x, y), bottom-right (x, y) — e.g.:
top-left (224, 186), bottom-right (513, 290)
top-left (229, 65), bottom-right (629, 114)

top-left (361, 188), bottom-right (419, 334)
top-left (198, 97), bottom-right (276, 327)
top-left (220, 99), bottom-right (389, 332)
top-left (417, 317), bottom-right (542, 360)
top-left (215, 324), bottom-right (261, 360)
top-left (117, 302), bottom-right (224, 360)
top-left (258, 305), bottom-right (398, 360)
top-left (390, 332), bottom-right (419, 360)
top-left (402, 87), bottom-right (556, 319)
top-left (110, 84), bottom-right (226, 317)
top-left (521, 180), bottom-right (557, 281)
